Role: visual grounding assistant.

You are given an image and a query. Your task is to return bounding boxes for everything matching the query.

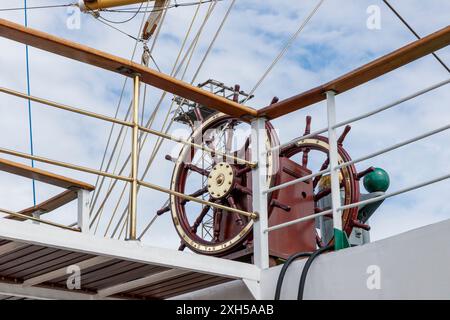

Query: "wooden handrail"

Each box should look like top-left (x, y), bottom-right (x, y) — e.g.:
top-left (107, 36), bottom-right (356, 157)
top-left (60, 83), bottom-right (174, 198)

top-left (0, 19), bottom-right (257, 119)
top-left (258, 25), bottom-right (450, 119)
top-left (0, 158), bottom-right (94, 191)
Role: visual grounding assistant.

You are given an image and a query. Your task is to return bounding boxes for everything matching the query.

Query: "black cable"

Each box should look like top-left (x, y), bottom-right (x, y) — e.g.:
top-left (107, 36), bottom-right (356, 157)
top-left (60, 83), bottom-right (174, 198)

top-left (0, 4), bottom-right (72, 12)
top-left (93, 15), bottom-right (142, 41)
top-left (382, 0), bottom-right (450, 73)
top-left (274, 252), bottom-right (312, 300)
top-left (297, 245), bottom-right (333, 300)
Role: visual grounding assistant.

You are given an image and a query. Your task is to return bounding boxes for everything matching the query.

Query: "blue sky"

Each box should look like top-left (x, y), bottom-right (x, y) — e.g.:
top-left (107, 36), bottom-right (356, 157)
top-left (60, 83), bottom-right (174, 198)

top-left (0, 0), bottom-right (449, 248)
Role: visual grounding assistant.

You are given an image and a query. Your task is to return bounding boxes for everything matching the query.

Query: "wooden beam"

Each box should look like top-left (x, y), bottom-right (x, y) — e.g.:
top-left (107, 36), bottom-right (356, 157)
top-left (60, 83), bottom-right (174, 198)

top-left (0, 242), bottom-right (28, 257)
top-left (6, 190), bottom-right (78, 221)
top-left (0, 19), bottom-right (257, 119)
top-left (258, 25), bottom-right (450, 119)
top-left (0, 158), bottom-right (94, 191)
top-left (96, 269), bottom-right (190, 298)
top-left (22, 256), bottom-right (114, 287)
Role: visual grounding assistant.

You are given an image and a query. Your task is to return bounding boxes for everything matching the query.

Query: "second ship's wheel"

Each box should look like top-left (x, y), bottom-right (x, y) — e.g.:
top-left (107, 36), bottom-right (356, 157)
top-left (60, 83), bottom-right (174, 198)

top-left (279, 116), bottom-right (361, 247)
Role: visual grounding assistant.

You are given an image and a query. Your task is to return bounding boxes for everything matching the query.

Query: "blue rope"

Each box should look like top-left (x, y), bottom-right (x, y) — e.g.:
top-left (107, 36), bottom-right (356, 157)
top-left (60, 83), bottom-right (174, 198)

top-left (24, 0), bottom-right (36, 206)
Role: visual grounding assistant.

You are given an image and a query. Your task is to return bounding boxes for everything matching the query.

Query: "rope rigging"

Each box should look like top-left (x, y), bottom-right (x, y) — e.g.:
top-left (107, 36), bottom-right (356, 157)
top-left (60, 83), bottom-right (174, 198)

top-left (88, 0), bottom-right (234, 239)
top-left (243, 0), bottom-right (325, 104)
top-left (381, 0), bottom-right (450, 73)
top-left (107, 0), bottom-right (221, 239)
top-left (90, 0), bottom-right (211, 236)
top-left (88, 0), bottom-right (156, 215)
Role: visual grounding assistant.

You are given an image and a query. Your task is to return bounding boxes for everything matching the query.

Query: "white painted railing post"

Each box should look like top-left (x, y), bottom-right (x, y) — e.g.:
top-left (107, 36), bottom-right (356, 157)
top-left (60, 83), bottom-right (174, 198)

top-left (32, 210), bottom-right (43, 225)
top-left (251, 117), bottom-right (269, 269)
top-left (77, 189), bottom-right (91, 234)
top-left (326, 90), bottom-right (348, 250)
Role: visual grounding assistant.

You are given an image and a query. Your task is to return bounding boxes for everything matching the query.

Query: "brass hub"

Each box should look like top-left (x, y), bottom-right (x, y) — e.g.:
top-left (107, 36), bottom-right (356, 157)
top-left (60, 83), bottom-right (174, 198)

top-left (208, 162), bottom-right (234, 199)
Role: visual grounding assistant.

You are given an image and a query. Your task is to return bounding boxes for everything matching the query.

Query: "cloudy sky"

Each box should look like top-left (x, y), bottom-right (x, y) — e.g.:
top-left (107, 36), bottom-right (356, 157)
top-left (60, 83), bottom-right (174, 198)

top-left (0, 0), bottom-right (449, 250)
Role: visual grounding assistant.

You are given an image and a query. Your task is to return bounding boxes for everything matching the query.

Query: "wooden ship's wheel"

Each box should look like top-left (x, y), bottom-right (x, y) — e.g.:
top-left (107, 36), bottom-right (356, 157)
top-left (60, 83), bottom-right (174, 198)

top-left (157, 82), bottom-right (374, 263)
top-left (279, 118), bottom-right (363, 248)
top-left (161, 112), bottom-right (279, 257)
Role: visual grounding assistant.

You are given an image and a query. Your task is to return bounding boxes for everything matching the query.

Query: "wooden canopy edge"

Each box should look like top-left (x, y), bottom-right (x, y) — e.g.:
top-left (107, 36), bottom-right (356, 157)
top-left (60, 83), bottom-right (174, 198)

top-left (0, 19), bottom-right (257, 118)
top-left (258, 25), bottom-right (450, 119)
top-left (0, 158), bottom-right (95, 191)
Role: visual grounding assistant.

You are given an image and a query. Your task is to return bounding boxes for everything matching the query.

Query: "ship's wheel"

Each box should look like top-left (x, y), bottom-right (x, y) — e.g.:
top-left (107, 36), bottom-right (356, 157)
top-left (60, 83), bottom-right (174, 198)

top-left (161, 112), bottom-right (279, 256)
top-left (279, 116), bottom-right (362, 247)
top-left (159, 111), bottom-right (370, 257)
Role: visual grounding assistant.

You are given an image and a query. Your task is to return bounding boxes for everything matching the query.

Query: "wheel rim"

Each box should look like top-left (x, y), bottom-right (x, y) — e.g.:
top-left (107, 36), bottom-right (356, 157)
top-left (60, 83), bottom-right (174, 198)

top-left (170, 113), bottom-right (279, 255)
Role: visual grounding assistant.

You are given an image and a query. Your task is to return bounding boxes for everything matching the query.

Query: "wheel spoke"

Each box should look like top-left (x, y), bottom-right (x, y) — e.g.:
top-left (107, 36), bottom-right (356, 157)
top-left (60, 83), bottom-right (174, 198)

top-left (185, 163), bottom-right (210, 176)
top-left (236, 165), bottom-right (252, 177)
top-left (235, 183), bottom-right (252, 196)
top-left (225, 123), bottom-right (235, 154)
top-left (213, 206), bottom-right (223, 242)
top-left (337, 125), bottom-right (351, 146)
top-left (178, 241), bottom-right (186, 251)
top-left (313, 157), bottom-right (329, 188)
top-left (304, 115), bottom-right (312, 135)
top-left (191, 205), bottom-right (211, 234)
top-left (227, 196), bottom-right (243, 225)
top-left (302, 148), bottom-right (310, 167)
top-left (180, 186), bottom-right (208, 205)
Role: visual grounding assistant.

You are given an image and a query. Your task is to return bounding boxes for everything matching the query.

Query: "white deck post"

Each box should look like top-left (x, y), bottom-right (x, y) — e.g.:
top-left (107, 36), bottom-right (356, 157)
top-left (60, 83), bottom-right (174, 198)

top-left (77, 189), bottom-right (91, 234)
top-left (251, 117), bottom-right (269, 269)
top-left (326, 90), bottom-right (348, 250)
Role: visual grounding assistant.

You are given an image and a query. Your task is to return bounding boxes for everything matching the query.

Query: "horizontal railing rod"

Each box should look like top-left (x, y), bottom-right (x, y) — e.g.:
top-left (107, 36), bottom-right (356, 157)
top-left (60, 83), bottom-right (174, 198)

top-left (0, 87), bottom-right (132, 128)
top-left (332, 78), bottom-right (450, 131)
top-left (0, 147), bottom-right (132, 182)
top-left (137, 180), bottom-right (258, 220)
top-left (0, 208), bottom-right (80, 231)
top-left (266, 78), bottom-right (450, 154)
top-left (268, 127), bottom-right (328, 154)
top-left (336, 123), bottom-right (450, 170)
top-left (266, 171), bottom-right (450, 233)
top-left (266, 123), bottom-right (450, 194)
top-left (265, 209), bottom-right (332, 233)
top-left (0, 87), bottom-right (255, 168)
top-left (138, 125), bottom-right (256, 168)
top-left (264, 167), bottom-right (330, 194)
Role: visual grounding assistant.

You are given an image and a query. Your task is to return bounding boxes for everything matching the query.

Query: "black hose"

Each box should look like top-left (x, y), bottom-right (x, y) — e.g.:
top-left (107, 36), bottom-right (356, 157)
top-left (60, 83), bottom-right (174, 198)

top-left (274, 252), bottom-right (312, 300)
top-left (297, 245), bottom-right (333, 300)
